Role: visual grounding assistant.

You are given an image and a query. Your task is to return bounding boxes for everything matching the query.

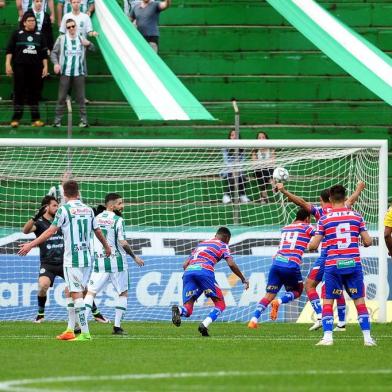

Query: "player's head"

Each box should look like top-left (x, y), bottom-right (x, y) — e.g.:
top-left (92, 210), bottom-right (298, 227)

top-left (256, 131), bottom-right (269, 140)
top-left (63, 180), bottom-right (79, 200)
top-left (295, 208), bottom-right (311, 223)
top-left (215, 226), bottom-right (231, 244)
top-left (319, 188), bottom-right (330, 205)
top-left (40, 195), bottom-right (59, 218)
top-left (329, 184), bottom-right (346, 203)
top-left (105, 193), bottom-right (123, 215)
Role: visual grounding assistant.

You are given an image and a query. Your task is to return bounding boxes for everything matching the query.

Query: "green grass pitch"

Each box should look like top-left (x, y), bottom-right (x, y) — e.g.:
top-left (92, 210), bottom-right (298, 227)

top-left (0, 322), bottom-right (391, 391)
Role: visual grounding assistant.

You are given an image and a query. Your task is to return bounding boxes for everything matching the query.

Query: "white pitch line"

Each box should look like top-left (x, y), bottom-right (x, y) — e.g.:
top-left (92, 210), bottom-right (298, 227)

top-left (1, 369), bottom-right (392, 391)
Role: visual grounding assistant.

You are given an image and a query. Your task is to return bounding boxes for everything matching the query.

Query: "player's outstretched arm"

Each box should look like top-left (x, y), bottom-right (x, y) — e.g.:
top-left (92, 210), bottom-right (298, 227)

top-left (275, 183), bottom-right (312, 212)
top-left (308, 234), bottom-right (323, 251)
top-left (225, 257), bottom-right (249, 289)
top-left (119, 240), bottom-right (144, 266)
top-left (18, 225), bottom-right (58, 256)
top-left (346, 181), bottom-right (365, 208)
top-left (94, 228), bottom-right (111, 257)
top-left (22, 205), bottom-right (47, 234)
top-left (360, 231), bottom-right (372, 248)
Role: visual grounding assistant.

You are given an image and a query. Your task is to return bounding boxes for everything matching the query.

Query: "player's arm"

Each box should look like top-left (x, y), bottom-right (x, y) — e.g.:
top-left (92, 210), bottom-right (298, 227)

top-left (275, 183), bottom-right (312, 212)
top-left (119, 240), bottom-right (144, 266)
top-left (94, 228), bottom-right (111, 257)
top-left (18, 225), bottom-right (59, 255)
top-left (183, 258), bottom-right (191, 270)
top-left (225, 256), bottom-right (249, 289)
top-left (360, 231), bottom-right (372, 248)
top-left (308, 234), bottom-right (323, 251)
top-left (345, 181), bottom-right (365, 208)
top-left (86, 1), bottom-right (95, 17)
top-left (384, 226), bottom-right (392, 256)
top-left (22, 205), bottom-right (47, 234)
top-left (159, 0), bottom-right (171, 11)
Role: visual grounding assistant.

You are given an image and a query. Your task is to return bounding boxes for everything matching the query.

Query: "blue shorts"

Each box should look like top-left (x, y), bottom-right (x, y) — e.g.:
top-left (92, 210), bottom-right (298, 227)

top-left (266, 264), bottom-right (303, 294)
top-left (182, 270), bottom-right (223, 304)
top-left (307, 255), bottom-right (326, 282)
top-left (324, 266), bottom-right (364, 300)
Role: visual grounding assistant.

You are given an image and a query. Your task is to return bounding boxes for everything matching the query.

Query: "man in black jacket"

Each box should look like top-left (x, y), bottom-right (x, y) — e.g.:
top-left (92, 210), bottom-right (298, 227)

top-left (5, 12), bottom-right (48, 127)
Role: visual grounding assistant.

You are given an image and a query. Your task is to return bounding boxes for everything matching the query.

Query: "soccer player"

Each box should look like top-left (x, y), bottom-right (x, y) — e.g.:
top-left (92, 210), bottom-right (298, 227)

top-left (383, 204), bottom-right (392, 257)
top-left (171, 227), bottom-right (249, 337)
top-left (248, 208), bottom-right (314, 328)
top-left (47, 170), bottom-right (73, 206)
top-left (84, 193), bottom-right (144, 335)
top-left (23, 195), bottom-right (64, 323)
top-left (19, 180), bottom-right (111, 341)
top-left (276, 181), bottom-right (365, 331)
top-left (308, 185), bottom-right (375, 346)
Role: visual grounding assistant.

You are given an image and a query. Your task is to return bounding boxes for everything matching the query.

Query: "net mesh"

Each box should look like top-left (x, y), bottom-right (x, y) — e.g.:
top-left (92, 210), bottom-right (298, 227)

top-left (0, 144), bottom-right (380, 322)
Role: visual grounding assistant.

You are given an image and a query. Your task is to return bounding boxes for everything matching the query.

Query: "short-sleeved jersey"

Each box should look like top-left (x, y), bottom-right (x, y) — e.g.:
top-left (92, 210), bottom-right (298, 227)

top-left (185, 238), bottom-right (231, 273)
top-left (273, 222), bottom-right (315, 268)
top-left (52, 199), bottom-right (97, 268)
top-left (34, 217), bottom-right (64, 265)
top-left (59, 12), bottom-right (93, 38)
top-left (384, 206), bottom-right (392, 228)
top-left (316, 207), bottom-right (367, 270)
top-left (93, 210), bottom-right (127, 273)
top-left (59, 0), bottom-right (94, 14)
top-left (21, 0), bottom-right (50, 13)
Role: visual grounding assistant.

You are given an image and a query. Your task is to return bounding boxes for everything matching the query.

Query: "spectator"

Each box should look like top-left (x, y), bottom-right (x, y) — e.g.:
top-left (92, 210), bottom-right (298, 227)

top-left (0, 1), bottom-right (5, 8)
top-left (130, 0), bottom-right (171, 53)
top-left (57, 0), bottom-right (94, 27)
top-left (51, 18), bottom-right (93, 128)
top-left (29, 0), bottom-right (54, 51)
top-left (251, 131), bottom-right (275, 204)
top-left (16, 0), bottom-right (55, 24)
top-left (59, 0), bottom-right (98, 39)
top-left (221, 129), bottom-right (250, 205)
top-left (5, 12), bottom-right (48, 128)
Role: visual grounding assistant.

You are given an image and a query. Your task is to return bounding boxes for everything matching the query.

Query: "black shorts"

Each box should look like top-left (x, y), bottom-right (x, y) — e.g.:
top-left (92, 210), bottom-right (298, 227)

top-left (39, 263), bottom-right (64, 287)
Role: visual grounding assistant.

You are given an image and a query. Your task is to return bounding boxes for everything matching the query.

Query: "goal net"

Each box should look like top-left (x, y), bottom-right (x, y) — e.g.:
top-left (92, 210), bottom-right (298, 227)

top-left (0, 139), bottom-right (388, 322)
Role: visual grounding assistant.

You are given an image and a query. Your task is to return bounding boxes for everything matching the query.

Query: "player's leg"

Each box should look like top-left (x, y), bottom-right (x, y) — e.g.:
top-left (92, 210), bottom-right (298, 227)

top-left (316, 270), bottom-right (341, 346)
top-left (35, 266), bottom-right (53, 322)
top-left (334, 293), bottom-right (347, 331)
top-left (248, 265), bottom-right (280, 328)
top-left (84, 272), bottom-right (109, 320)
top-left (64, 267), bottom-right (92, 341)
top-left (112, 271), bottom-right (129, 335)
top-left (305, 257), bottom-right (325, 330)
top-left (172, 272), bottom-right (199, 326)
top-left (345, 272), bottom-right (375, 346)
top-left (57, 286), bottom-right (78, 340)
top-left (270, 268), bottom-right (303, 321)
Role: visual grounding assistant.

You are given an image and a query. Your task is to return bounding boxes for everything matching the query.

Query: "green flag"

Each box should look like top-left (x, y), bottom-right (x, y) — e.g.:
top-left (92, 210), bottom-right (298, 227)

top-left (93, 0), bottom-right (214, 120)
top-left (266, 0), bottom-right (392, 105)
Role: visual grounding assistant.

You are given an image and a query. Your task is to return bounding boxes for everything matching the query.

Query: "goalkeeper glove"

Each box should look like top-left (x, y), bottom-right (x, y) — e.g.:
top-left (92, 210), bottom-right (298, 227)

top-left (32, 205), bottom-right (47, 222)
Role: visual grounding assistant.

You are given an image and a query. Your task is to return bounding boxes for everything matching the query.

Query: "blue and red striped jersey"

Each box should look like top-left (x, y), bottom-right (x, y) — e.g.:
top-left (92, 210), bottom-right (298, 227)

top-left (310, 203), bottom-right (333, 222)
top-left (274, 222), bottom-right (315, 266)
top-left (315, 207), bottom-right (367, 267)
top-left (186, 238), bottom-right (231, 272)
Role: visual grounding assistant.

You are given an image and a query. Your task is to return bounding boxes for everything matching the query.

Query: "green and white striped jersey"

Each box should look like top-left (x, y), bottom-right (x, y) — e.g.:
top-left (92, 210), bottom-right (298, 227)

top-left (22, 0), bottom-right (49, 13)
top-left (93, 211), bottom-right (127, 273)
top-left (59, 0), bottom-right (94, 14)
top-left (52, 200), bottom-right (97, 268)
top-left (59, 34), bottom-right (85, 77)
top-left (48, 184), bottom-right (82, 205)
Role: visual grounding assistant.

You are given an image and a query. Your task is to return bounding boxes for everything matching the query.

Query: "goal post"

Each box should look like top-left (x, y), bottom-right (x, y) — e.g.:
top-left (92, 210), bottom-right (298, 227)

top-left (0, 138), bottom-right (388, 322)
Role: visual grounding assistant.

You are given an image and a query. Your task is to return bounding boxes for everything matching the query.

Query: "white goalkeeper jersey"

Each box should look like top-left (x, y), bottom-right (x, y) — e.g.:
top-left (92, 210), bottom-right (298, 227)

top-left (93, 211), bottom-right (127, 273)
top-left (52, 200), bottom-right (97, 268)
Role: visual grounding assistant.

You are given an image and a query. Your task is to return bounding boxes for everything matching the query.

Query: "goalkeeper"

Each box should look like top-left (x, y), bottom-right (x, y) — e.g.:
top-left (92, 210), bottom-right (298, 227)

top-left (23, 196), bottom-right (65, 323)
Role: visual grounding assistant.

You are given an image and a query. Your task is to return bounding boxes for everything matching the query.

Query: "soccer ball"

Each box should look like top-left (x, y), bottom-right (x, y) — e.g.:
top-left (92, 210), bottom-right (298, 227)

top-left (273, 167), bottom-right (289, 182)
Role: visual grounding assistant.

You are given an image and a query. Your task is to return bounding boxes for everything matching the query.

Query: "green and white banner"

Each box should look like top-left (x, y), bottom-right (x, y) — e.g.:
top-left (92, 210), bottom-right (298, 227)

top-left (266, 0), bottom-right (392, 106)
top-left (93, 0), bottom-right (214, 120)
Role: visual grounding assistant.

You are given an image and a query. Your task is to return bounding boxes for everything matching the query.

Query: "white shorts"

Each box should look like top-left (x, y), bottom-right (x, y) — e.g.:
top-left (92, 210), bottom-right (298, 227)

top-left (64, 266), bottom-right (92, 293)
top-left (88, 270), bottom-right (129, 295)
